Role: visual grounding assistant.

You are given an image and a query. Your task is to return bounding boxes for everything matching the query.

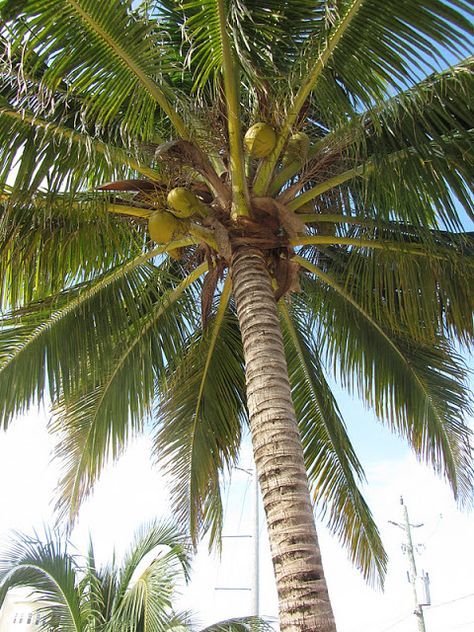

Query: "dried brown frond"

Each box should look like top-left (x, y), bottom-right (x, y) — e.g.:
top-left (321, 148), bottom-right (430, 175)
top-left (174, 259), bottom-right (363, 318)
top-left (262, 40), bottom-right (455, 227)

top-left (201, 258), bottom-right (226, 327)
top-left (272, 255), bottom-right (301, 302)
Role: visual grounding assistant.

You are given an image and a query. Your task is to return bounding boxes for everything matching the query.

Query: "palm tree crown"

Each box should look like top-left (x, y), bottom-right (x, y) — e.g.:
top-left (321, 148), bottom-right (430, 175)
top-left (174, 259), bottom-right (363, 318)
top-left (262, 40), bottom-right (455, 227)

top-left (0, 1), bottom-right (473, 629)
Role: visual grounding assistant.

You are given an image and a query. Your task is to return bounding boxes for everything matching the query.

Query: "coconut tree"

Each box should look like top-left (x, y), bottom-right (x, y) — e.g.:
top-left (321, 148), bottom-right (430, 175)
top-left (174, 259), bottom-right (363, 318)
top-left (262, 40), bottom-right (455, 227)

top-left (0, 0), bottom-right (473, 630)
top-left (0, 521), bottom-right (268, 632)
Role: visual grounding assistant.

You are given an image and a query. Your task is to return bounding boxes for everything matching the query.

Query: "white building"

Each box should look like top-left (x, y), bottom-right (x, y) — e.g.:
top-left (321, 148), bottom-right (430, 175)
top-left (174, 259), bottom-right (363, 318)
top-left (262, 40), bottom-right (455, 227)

top-left (0, 589), bottom-right (44, 632)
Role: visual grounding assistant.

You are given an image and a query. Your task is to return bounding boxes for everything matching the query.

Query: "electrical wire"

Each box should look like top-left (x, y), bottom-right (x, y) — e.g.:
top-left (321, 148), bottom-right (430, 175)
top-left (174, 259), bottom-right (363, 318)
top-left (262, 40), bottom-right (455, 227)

top-left (428, 593), bottom-right (474, 609)
top-left (370, 612), bottom-right (412, 632)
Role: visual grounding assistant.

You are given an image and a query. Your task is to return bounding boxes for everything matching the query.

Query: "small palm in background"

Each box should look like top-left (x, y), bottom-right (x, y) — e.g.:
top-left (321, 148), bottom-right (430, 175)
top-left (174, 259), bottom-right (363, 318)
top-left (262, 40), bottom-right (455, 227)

top-left (0, 521), bottom-right (269, 632)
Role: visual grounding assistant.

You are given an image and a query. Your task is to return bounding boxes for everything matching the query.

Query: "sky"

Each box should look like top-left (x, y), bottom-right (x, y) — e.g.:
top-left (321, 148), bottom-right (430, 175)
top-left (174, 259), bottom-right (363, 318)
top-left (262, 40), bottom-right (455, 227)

top-left (0, 379), bottom-right (473, 632)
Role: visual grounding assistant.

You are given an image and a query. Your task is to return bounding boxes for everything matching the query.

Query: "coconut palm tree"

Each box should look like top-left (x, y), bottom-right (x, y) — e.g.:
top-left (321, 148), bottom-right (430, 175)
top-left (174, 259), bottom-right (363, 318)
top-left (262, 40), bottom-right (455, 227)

top-left (0, 1), bottom-right (473, 630)
top-left (0, 521), bottom-right (268, 632)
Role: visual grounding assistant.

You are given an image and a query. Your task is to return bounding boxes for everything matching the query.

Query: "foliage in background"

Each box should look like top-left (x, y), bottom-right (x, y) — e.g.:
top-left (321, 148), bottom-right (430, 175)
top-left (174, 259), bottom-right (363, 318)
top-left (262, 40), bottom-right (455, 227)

top-left (0, 521), bottom-right (270, 632)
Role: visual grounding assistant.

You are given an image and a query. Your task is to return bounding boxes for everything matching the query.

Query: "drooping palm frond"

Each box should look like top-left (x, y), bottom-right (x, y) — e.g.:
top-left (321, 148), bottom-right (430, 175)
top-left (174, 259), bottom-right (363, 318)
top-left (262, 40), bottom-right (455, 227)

top-left (0, 251), bottom-right (195, 429)
top-left (296, 226), bottom-right (474, 344)
top-left (298, 258), bottom-right (474, 507)
top-left (0, 194), bottom-right (149, 308)
top-left (51, 263), bottom-right (206, 523)
top-left (156, 281), bottom-right (246, 546)
top-left (279, 300), bottom-right (387, 586)
top-left (0, 31), bottom-right (167, 201)
top-left (0, 102), bottom-right (156, 198)
top-left (348, 60), bottom-right (474, 228)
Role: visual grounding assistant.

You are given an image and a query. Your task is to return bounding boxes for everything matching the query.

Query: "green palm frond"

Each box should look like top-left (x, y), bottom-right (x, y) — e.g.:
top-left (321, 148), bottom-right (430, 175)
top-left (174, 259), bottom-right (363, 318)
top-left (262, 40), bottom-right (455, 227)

top-left (361, 58), bottom-right (474, 158)
top-left (78, 537), bottom-right (109, 629)
top-left (176, 0), bottom-right (249, 215)
top-left (114, 557), bottom-right (175, 632)
top-left (298, 258), bottom-right (474, 507)
top-left (340, 236), bottom-right (474, 343)
top-left (284, 59), bottom-right (474, 226)
top-left (291, 0), bottom-right (473, 115)
top-left (352, 58), bottom-right (474, 227)
top-left (0, 529), bottom-right (82, 632)
top-left (117, 521), bottom-right (191, 595)
top-left (0, 522), bottom-right (270, 632)
top-left (51, 263), bottom-right (206, 523)
top-left (0, 96), bottom-right (162, 200)
top-left (279, 301), bottom-right (387, 586)
top-left (255, 0), bottom-right (473, 193)
top-left (0, 195), bottom-right (149, 308)
top-left (0, 0), bottom-right (189, 140)
top-left (161, 0), bottom-right (320, 99)
top-left (112, 521), bottom-right (191, 632)
top-left (287, 130), bottom-right (474, 227)
top-left (297, 228), bottom-right (474, 343)
top-left (156, 280), bottom-right (246, 546)
top-left (178, 0), bottom-right (225, 94)
top-left (0, 253), bottom-right (184, 429)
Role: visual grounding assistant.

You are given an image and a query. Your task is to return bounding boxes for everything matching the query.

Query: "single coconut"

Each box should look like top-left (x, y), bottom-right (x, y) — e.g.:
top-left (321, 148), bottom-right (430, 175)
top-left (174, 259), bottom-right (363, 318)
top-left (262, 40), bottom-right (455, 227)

top-left (167, 187), bottom-right (208, 218)
top-left (283, 131), bottom-right (310, 165)
top-left (148, 210), bottom-right (188, 244)
top-left (244, 122), bottom-right (277, 158)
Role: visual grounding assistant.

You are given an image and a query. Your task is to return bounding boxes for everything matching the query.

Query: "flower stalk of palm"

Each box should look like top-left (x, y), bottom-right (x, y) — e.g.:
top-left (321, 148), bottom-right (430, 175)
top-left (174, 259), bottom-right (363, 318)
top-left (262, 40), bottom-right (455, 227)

top-left (0, 1), bottom-right (473, 631)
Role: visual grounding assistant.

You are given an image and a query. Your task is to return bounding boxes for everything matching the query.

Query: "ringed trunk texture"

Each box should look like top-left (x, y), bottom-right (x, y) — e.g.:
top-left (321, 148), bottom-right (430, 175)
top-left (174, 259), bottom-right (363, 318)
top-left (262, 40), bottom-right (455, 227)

top-left (231, 248), bottom-right (337, 632)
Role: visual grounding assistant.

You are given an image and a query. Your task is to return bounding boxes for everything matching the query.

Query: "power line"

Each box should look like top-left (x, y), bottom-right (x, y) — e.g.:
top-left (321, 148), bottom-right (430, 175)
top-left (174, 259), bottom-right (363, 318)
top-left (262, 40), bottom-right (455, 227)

top-left (377, 612), bottom-right (413, 632)
top-left (450, 621), bottom-right (474, 630)
top-left (428, 593), bottom-right (474, 609)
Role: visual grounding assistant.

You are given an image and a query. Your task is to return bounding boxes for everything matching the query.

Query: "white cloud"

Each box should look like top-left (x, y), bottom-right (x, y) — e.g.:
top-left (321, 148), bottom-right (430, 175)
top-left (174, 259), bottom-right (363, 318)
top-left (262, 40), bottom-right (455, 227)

top-left (0, 410), bottom-right (57, 539)
top-left (1, 416), bottom-right (473, 632)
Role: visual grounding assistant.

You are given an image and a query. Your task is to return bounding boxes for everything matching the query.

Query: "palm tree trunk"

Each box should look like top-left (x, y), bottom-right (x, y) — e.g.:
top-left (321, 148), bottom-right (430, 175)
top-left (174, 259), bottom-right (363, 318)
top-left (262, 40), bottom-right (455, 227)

top-left (231, 247), bottom-right (337, 632)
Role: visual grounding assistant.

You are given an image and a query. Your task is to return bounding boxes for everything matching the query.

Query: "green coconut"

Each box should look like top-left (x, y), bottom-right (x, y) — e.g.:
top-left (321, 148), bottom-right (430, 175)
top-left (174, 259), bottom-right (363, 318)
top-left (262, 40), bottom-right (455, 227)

top-left (244, 122), bottom-right (277, 158)
top-left (148, 210), bottom-right (187, 244)
top-left (283, 131), bottom-right (310, 165)
top-left (167, 187), bottom-right (207, 218)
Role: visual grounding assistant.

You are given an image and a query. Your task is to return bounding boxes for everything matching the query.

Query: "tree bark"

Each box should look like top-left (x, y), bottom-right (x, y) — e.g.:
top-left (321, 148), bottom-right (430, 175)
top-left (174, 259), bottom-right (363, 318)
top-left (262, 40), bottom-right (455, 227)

top-left (231, 247), bottom-right (337, 632)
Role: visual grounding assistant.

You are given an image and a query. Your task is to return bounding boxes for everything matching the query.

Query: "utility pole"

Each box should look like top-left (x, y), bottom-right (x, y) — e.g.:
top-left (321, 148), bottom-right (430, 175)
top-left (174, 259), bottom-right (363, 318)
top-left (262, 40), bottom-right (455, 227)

top-left (251, 464), bottom-right (260, 616)
top-left (215, 465), bottom-right (260, 616)
top-left (389, 496), bottom-right (430, 632)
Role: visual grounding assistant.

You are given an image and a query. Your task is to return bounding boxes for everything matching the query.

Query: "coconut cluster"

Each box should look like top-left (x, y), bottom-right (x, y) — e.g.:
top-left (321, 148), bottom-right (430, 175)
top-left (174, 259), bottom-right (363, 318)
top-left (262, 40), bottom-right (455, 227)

top-left (148, 187), bottom-right (207, 249)
top-left (148, 123), bottom-right (310, 258)
top-left (243, 123), bottom-right (310, 164)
